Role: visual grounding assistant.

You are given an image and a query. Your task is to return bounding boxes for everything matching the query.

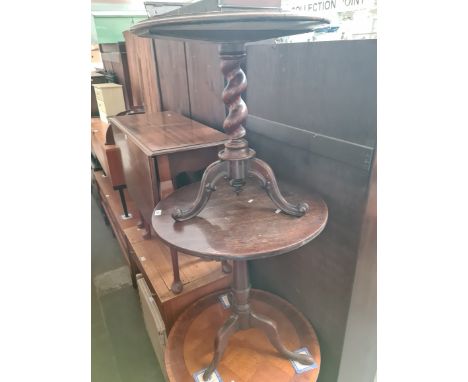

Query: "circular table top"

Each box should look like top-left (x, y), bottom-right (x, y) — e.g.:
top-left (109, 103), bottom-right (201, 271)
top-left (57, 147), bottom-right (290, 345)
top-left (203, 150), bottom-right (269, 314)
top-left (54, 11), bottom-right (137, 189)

top-left (131, 11), bottom-right (329, 43)
top-left (152, 180), bottom-right (327, 261)
top-left (165, 289), bottom-right (321, 382)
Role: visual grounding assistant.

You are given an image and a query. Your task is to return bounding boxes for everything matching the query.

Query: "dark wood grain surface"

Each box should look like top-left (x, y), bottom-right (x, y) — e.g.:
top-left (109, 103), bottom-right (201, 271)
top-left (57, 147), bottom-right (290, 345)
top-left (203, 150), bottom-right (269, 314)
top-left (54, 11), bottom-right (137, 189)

top-left (165, 289), bottom-right (321, 382)
top-left (152, 180), bottom-right (328, 260)
top-left (112, 126), bottom-right (158, 230)
top-left (185, 41), bottom-right (226, 130)
top-left (123, 31), bottom-right (143, 108)
top-left (110, 111), bottom-right (228, 156)
top-left (245, 40), bottom-right (376, 382)
top-left (123, 31), bottom-right (162, 113)
top-left (154, 39), bottom-right (191, 117)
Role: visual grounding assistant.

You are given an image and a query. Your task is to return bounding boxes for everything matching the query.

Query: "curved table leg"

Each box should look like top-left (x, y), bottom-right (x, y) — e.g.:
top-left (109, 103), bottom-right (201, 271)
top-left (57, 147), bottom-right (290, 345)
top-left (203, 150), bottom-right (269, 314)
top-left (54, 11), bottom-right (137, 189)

top-left (203, 314), bottom-right (240, 381)
top-left (248, 158), bottom-right (309, 217)
top-left (250, 311), bottom-right (314, 365)
top-left (172, 160), bottom-right (228, 221)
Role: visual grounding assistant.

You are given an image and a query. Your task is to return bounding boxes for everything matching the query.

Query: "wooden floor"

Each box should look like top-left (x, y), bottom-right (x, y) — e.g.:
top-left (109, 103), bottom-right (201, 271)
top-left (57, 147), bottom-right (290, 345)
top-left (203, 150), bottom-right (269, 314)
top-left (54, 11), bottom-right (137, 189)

top-left (166, 290), bottom-right (321, 382)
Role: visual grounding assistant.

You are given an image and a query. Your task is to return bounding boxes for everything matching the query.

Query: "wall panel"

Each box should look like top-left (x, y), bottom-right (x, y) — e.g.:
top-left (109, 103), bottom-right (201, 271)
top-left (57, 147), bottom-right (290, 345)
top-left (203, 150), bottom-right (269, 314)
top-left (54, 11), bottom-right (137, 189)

top-left (246, 39), bottom-right (377, 382)
top-left (185, 41), bottom-right (226, 131)
top-left (153, 39), bottom-right (191, 117)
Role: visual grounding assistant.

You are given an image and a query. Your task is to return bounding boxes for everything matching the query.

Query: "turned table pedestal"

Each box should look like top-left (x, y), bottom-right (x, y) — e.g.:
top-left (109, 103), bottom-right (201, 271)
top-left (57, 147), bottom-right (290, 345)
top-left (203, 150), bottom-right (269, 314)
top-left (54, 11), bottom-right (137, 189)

top-left (152, 180), bottom-right (328, 381)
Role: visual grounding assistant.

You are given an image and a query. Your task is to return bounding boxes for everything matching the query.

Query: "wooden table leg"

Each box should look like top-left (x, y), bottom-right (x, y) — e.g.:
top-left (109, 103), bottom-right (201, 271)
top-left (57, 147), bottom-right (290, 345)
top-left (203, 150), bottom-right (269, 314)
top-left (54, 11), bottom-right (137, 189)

top-left (128, 250), bottom-right (138, 289)
top-left (157, 155), bottom-right (175, 200)
top-left (203, 259), bottom-right (314, 380)
top-left (142, 220), bottom-right (151, 240)
top-left (137, 210), bottom-right (145, 229)
top-left (170, 247), bottom-right (183, 294)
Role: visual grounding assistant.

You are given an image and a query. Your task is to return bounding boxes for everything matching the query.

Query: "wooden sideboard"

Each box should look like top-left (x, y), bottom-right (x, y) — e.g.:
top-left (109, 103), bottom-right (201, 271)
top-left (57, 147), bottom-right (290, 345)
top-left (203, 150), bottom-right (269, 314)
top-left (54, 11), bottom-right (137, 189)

top-left (110, 111), bottom-right (228, 238)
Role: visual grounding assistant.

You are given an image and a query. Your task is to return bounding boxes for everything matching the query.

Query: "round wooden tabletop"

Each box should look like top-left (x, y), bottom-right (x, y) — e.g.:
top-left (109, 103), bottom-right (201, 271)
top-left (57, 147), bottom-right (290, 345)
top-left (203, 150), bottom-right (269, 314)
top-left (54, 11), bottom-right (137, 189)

top-left (131, 11), bottom-right (329, 44)
top-left (165, 289), bottom-right (321, 382)
top-left (152, 180), bottom-right (328, 261)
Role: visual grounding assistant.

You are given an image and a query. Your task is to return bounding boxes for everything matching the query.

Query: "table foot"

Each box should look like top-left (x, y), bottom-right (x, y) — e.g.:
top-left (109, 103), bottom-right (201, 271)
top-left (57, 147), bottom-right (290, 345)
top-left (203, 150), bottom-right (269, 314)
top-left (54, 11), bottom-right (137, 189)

top-left (248, 158), bottom-right (309, 217)
top-left (172, 161), bottom-right (228, 222)
top-left (171, 280), bottom-right (183, 294)
top-left (203, 314), bottom-right (240, 381)
top-left (250, 311), bottom-right (314, 365)
top-left (137, 210), bottom-right (145, 229)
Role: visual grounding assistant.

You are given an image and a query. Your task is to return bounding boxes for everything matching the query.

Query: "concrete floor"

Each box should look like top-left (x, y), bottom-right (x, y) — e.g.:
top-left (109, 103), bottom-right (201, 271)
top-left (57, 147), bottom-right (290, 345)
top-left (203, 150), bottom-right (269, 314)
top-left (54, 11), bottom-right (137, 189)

top-left (91, 197), bottom-right (165, 382)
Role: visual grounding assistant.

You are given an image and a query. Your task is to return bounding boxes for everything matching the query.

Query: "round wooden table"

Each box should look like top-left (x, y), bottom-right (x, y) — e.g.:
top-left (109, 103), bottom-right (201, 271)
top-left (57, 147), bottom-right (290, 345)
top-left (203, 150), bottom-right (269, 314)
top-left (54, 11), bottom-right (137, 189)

top-left (152, 180), bottom-right (328, 381)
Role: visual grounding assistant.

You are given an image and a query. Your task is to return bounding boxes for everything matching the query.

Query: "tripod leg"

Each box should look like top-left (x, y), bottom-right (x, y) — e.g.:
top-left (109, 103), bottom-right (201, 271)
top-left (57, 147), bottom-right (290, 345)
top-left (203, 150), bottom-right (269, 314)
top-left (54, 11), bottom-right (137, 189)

top-left (172, 160), bottom-right (228, 221)
top-left (250, 311), bottom-right (314, 365)
top-left (248, 158), bottom-right (309, 217)
top-left (170, 247), bottom-right (183, 294)
top-left (203, 314), bottom-right (239, 381)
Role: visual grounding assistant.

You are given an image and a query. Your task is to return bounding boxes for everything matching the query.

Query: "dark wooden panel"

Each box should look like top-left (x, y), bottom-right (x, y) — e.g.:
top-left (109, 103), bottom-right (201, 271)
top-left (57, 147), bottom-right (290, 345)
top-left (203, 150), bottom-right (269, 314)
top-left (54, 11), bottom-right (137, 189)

top-left (246, 40), bottom-right (376, 382)
top-left (123, 31), bottom-right (143, 108)
top-left (246, 40), bottom-right (377, 147)
top-left (185, 41), bottom-right (226, 130)
top-left (112, 125), bottom-right (159, 225)
top-left (337, 156), bottom-right (376, 382)
top-left (138, 37), bottom-right (162, 114)
top-left (123, 31), bottom-right (162, 113)
top-left (153, 39), bottom-right (191, 117)
top-left (247, 115), bottom-right (374, 171)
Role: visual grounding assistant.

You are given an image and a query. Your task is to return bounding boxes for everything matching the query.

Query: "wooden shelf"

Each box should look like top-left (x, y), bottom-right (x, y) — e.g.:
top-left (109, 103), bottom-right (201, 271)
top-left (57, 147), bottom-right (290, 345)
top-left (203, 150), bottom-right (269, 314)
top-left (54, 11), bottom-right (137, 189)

top-left (125, 225), bottom-right (232, 331)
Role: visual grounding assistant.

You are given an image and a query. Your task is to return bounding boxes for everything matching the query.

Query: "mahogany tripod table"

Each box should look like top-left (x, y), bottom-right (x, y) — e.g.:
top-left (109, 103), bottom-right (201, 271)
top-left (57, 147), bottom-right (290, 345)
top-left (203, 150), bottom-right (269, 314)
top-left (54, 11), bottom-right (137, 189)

top-left (152, 180), bottom-right (328, 381)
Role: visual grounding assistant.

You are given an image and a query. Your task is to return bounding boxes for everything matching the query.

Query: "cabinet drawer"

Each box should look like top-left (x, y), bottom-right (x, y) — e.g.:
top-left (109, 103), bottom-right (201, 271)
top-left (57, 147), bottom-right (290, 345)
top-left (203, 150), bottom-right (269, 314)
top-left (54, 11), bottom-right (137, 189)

top-left (137, 275), bottom-right (169, 382)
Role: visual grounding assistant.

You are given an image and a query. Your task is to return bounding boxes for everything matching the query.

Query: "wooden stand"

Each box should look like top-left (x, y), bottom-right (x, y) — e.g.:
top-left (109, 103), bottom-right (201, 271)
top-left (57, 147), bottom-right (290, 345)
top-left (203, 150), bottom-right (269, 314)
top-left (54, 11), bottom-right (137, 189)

top-left (165, 289), bottom-right (321, 382)
top-left (152, 180), bottom-right (327, 380)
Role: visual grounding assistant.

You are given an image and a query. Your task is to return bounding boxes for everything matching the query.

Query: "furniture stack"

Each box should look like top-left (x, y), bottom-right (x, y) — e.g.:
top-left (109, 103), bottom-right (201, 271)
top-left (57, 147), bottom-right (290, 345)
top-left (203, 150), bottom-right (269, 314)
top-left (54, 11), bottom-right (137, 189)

top-left (92, 1), bottom-right (377, 380)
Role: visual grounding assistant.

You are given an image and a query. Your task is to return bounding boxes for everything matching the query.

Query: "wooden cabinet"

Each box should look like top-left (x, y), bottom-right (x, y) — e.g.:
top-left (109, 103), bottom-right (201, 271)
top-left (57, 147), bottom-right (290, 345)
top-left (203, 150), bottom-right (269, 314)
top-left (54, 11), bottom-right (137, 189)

top-left (110, 111), bottom-right (228, 238)
top-left (137, 274), bottom-right (169, 382)
top-left (93, 83), bottom-right (126, 122)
